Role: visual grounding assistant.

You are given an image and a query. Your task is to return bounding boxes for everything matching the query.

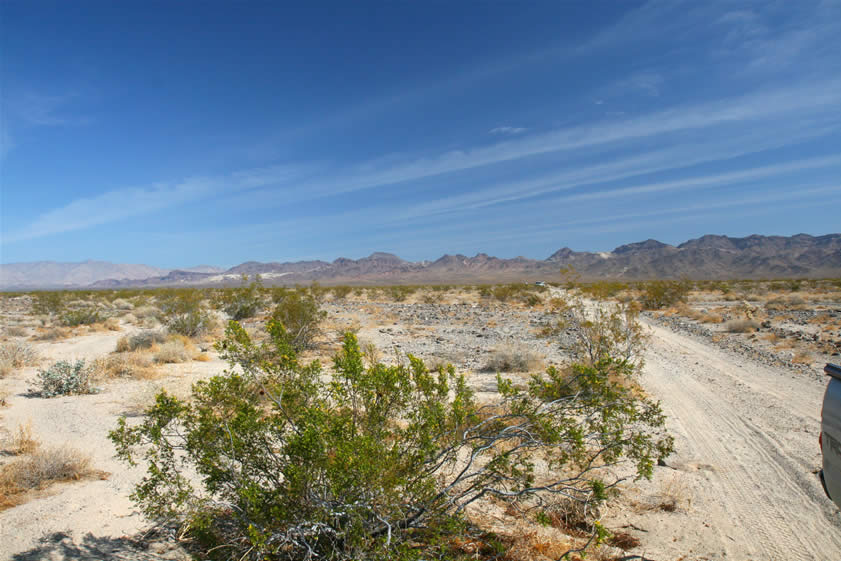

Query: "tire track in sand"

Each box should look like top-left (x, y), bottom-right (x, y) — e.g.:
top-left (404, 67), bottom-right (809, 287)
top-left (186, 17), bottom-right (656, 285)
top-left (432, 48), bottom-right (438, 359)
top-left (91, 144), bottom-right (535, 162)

top-left (641, 321), bottom-right (841, 560)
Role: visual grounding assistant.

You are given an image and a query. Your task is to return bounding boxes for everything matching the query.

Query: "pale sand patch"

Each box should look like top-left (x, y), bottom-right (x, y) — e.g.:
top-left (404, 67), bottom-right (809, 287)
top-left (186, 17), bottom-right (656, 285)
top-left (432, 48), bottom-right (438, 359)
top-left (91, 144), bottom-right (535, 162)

top-left (0, 329), bottom-right (228, 559)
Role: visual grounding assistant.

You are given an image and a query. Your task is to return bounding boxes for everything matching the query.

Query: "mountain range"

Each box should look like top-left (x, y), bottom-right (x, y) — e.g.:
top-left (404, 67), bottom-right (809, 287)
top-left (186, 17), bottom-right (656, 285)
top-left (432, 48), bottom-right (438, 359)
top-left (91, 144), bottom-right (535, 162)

top-left (2, 234), bottom-right (839, 289)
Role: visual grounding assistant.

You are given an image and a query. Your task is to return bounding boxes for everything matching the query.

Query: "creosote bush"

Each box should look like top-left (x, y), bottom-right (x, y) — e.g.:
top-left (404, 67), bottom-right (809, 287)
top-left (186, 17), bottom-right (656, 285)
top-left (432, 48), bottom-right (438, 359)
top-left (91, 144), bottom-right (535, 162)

top-left (160, 291), bottom-right (213, 337)
top-left (32, 291), bottom-right (65, 316)
top-left (60, 307), bottom-right (102, 327)
top-left (34, 360), bottom-right (98, 397)
top-left (562, 297), bottom-right (648, 373)
top-left (218, 275), bottom-right (265, 320)
top-left (638, 279), bottom-right (692, 310)
top-left (111, 317), bottom-right (672, 561)
top-left (330, 285), bottom-right (353, 300)
top-left (270, 289), bottom-right (326, 351)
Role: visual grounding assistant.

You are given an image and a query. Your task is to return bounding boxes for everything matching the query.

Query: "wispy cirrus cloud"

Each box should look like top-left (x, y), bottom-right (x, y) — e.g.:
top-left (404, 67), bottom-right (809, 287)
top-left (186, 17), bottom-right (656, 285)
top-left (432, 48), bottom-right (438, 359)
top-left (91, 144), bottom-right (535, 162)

top-left (549, 155), bottom-right (841, 204)
top-left (3, 165), bottom-right (307, 243)
top-left (2, 90), bottom-right (92, 160)
top-left (7, 76), bottom-right (841, 243)
top-left (382, 183), bottom-right (841, 254)
top-left (607, 71), bottom-right (664, 97)
top-left (0, 123), bottom-right (14, 159)
top-left (392, 124), bottom-right (839, 222)
top-left (13, 92), bottom-right (90, 126)
top-left (281, 78), bottom-right (841, 200)
top-left (489, 126), bottom-right (527, 135)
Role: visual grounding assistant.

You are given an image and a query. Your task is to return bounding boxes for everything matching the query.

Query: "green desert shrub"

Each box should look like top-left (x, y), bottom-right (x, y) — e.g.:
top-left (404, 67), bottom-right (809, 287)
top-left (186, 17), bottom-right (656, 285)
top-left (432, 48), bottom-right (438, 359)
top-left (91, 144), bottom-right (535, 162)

top-left (562, 296), bottom-right (649, 372)
top-left (133, 305), bottom-right (163, 321)
top-left (580, 281), bottom-right (629, 300)
top-left (32, 291), bottom-right (65, 316)
top-left (160, 291), bottom-right (213, 337)
top-left (111, 298), bottom-right (135, 311)
top-left (34, 360), bottom-right (97, 397)
top-left (269, 289), bottom-right (326, 350)
top-left (491, 283), bottom-right (518, 302)
top-left (59, 308), bottom-right (102, 327)
top-left (218, 276), bottom-right (265, 320)
top-left (110, 320), bottom-right (672, 561)
top-left (388, 285), bottom-right (416, 302)
top-left (638, 279), bottom-right (692, 310)
top-left (330, 285), bottom-right (353, 300)
top-left (523, 293), bottom-right (542, 307)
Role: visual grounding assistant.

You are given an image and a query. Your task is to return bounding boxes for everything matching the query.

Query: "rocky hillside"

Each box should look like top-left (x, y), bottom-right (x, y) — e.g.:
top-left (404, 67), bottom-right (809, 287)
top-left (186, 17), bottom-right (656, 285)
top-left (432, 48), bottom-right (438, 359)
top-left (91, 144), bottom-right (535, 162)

top-left (3, 234), bottom-right (840, 289)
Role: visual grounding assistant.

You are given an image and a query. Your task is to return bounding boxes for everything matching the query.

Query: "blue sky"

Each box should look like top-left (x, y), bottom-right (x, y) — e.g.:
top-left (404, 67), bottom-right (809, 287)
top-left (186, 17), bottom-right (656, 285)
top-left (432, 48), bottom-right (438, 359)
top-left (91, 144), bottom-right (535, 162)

top-left (2, 1), bottom-right (840, 268)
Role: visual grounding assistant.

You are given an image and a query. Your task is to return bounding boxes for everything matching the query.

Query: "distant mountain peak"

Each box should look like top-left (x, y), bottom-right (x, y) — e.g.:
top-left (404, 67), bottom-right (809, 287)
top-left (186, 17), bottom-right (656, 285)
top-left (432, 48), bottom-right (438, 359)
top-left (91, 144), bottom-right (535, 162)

top-left (613, 239), bottom-right (672, 254)
top-left (547, 247), bottom-right (582, 261)
top-left (365, 252), bottom-right (404, 262)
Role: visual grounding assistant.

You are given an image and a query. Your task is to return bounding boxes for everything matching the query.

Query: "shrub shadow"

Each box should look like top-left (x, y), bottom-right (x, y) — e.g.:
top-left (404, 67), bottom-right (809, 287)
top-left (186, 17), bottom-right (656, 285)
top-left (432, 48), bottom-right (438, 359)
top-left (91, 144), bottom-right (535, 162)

top-left (11, 530), bottom-right (188, 561)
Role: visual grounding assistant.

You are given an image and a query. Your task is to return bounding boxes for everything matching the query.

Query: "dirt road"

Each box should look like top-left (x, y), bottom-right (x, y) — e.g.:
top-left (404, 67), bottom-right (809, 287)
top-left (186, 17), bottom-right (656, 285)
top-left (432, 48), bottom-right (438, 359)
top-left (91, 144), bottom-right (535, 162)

top-left (629, 320), bottom-right (841, 560)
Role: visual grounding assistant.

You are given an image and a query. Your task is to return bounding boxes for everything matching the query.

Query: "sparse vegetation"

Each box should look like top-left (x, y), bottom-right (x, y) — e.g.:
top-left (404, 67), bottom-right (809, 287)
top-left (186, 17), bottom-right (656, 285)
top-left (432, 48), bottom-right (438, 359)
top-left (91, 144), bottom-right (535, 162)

top-left (565, 299), bottom-right (648, 372)
top-left (580, 281), bottom-right (629, 300)
top-left (32, 291), bottom-right (65, 316)
top-left (481, 345), bottom-right (544, 372)
top-left (638, 279), bottom-right (692, 310)
top-left (33, 360), bottom-right (98, 397)
top-left (110, 320), bottom-right (672, 561)
top-left (791, 351), bottom-right (813, 365)
top-left (488, 282), bottom-right (546, 304)
top-left (59, 307), bottom-right (102, 327)
top-left (0, 341), bottom-right (40, 377)
top-left (93, 352), bottom-right (156, 380)
top-left (115, 330), bottom-right (167, 352)
top-left (269, 288), bottom-right (326, 350)
top-left (725, 319), bottom-right (760, 333)
top-left (388, 285), bottom-right (416, 302)
top-left (153, 339), bottom-right (192, 364)
top-left (3, 325), bottom-right (29, 337)
top-left (160, 291), bottom-right (214, 337)
top-left (7, 422), bottom-right (40, 455)
top-left (0, 446), bottom-right (99, 511)
top-left (330, 285), bottom-right (353, 300)
top-left (30, 326), bottom-right (70, 341)
top-left (218, 275), bottom-right (265, 320)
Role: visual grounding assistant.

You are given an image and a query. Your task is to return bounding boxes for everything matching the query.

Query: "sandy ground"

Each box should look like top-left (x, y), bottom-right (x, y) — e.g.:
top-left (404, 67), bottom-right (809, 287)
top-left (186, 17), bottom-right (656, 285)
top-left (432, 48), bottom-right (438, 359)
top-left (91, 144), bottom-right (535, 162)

top-left (2, 299), bottom-right (841, 560)
top-left (0, 329), bottom-right (217, 560)
top-left (603, 319), bottom-right (841, 560)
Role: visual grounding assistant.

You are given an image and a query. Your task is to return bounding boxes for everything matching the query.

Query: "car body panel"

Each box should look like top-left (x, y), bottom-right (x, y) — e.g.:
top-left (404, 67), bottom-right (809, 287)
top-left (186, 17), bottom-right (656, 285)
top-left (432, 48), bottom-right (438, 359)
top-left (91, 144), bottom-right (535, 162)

top-left (821, 363), bottom-right (841, 507)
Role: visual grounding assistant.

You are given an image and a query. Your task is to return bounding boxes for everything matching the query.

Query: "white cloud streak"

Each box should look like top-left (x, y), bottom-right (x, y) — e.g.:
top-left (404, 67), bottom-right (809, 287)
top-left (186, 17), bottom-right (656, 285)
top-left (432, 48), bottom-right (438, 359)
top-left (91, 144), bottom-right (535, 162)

top-left (7, 76), bottom-right (841, 243)
top-left (292, 78), bottom-right (841, 198)
top-left (489, 126), bottom-right (527, 135)
top-left (4, 165), bottom-right (305, 243)
top-left (549, 154), bottom-right (841, 204)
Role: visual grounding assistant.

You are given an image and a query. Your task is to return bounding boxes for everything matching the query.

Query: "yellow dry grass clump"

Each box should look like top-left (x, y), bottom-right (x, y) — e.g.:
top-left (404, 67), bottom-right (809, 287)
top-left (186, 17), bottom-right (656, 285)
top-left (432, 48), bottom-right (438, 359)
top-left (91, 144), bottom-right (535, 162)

top-left (7, 422), bottom-right (40, 455)
top-left (1, 424), bottom-right (103, 511)
top-left (93, 351), bottom-right (158, 380)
